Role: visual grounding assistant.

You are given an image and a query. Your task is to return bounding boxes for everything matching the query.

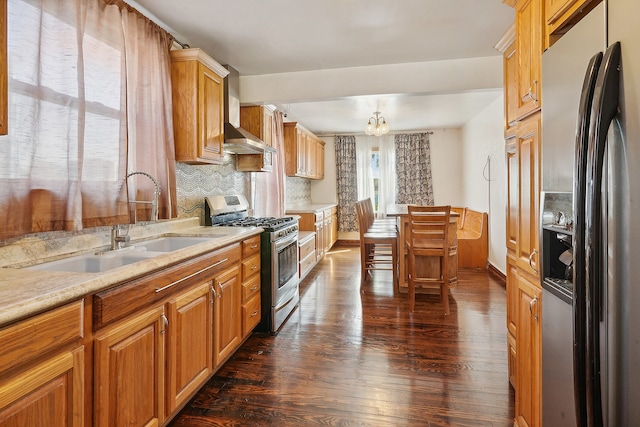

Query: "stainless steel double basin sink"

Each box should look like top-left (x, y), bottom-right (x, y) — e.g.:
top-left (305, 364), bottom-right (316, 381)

top-left (26, 236), bottom-right (217, 273)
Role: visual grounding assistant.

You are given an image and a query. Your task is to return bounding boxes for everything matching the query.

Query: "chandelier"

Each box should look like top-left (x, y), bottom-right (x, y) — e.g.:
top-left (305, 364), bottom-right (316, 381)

top-left (365, 111), bottom-right (390, 136)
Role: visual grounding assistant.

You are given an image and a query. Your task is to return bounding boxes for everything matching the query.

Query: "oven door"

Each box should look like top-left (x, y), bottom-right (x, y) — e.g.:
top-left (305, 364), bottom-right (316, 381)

top-left (271, 232), bottom-right (300, 310)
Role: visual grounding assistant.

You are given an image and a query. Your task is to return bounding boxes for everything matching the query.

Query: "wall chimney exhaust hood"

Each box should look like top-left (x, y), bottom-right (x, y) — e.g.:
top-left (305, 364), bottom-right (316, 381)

top-left (223, 65), bottom-right (276, 155)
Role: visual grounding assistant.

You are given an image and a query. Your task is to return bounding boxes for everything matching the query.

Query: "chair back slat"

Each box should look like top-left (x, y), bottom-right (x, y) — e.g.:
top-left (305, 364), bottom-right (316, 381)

top-left (407, 206), bottom-right (451, 253)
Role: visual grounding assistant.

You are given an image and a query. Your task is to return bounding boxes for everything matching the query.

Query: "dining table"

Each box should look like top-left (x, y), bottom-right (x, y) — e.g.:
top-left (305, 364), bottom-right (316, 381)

top-left (386, 204), bottom-right (459, 294)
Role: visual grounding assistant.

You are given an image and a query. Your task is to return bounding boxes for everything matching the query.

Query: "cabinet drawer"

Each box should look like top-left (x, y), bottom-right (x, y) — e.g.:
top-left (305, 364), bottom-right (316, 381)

top-left (94, 244), bottom-right (240, 330)
top-left (242, 236), bottom-right (261, 257)
top-left (242, 294), bottom-right (261, 336)
top-left (300, 250), bottom-right (316, 278)
top-left (242, 274), bottom-right (261, 302)
top-left (299, 235), bottom-right (315, 260)
top-left (0, 300), bottom-right (83, 374)
top-left (242, 254), bottom-right (261, 280)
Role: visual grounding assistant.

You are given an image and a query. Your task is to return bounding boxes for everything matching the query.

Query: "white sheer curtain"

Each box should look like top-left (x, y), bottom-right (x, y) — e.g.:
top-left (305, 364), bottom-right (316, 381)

top-left (253, 110), bottom-right (285, 217)
top-left (356, 136), bottom-right (374, 201)
top-left (0, 0), bottom-right (176, 239)
top-left (377, 134), bottom-right (395, 217)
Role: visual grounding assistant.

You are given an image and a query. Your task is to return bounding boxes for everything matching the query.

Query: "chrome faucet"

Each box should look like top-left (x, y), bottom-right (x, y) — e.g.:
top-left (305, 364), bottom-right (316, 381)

top-left (126, 171), bottom-right (161, 223)
top-left (111, 224), bottom-right (130, 250)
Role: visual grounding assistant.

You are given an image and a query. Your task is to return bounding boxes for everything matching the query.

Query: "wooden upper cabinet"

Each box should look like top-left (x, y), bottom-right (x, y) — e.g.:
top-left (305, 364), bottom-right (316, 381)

top-left (283, 122), bottom-right (325, 179)
top-left (515, 0), bottom-right (544, 120)
top-left (237, 105), bottom-right (275, 172)
top-left (1, 0), bottom-right (7, 136)
top-left (496, 22), bottom-right (517, 130)
top-left (170, 48), bottom-right (229, 165)
top-left (545, 0), bottom-right (601, 48)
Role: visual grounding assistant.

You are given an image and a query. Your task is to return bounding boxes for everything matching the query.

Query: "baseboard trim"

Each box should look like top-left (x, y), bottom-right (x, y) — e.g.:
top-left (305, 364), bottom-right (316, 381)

top-left (336, 239), bottom-right (360, 246)
top-left (487, 262), bottom-right (506, 284)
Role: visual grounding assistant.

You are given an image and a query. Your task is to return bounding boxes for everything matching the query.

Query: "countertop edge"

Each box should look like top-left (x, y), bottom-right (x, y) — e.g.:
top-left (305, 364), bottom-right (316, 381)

top-left (0, 227), bottom-right (263, 328)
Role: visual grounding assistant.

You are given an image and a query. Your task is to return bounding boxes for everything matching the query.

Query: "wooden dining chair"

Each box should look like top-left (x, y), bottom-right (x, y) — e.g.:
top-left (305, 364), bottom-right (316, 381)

top-left (356, 199), bottom-right (398, 291)
top-left (406, 205), bottom-right (452, 314)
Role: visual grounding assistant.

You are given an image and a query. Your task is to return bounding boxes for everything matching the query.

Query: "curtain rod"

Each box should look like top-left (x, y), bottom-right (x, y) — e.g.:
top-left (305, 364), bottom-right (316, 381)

top-left (316, 130), bottom-right (438, 138)
top-left (171, 37), bottom-right (191, 49)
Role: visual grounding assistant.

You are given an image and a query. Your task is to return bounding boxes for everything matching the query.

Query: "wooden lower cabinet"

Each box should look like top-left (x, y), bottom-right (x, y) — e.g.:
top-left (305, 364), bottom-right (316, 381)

top-left (94, 305), bottom-right (166, 427)
top-left (213, 266), bottom-right (242, 368)
top-left (515, 274), bottom-right (542, 427)
top-left (0, 347), bottom-right (84, 427)
top-left (0, 300), bottom-right (85, 427)
top-left (506, 256), bottom-right (519, 388)
top-left (166, 283), bottom-right (213, 413)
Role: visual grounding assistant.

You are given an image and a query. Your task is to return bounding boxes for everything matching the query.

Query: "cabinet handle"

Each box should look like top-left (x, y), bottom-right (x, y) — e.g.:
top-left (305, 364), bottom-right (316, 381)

top-left (528, 249), bottom-right (538, 274)
top-left (250, 264), bottom-right (258, 271)
top-left (529, 297), bottom-right (539, 321)
top-left (160, 313), bottom-right (168, 334)
top-left (211, 285), bottom-right (217, 302)
top-left (521, 80), bottom-right (539, 103)
top-left (250, 310), bottom-right (259, 318)
top-left (216, 283), bottom-right (222, 299)
top-left (250, 285), bottom-right (259, 291)
top-left (155, 258), bottom-right (228, 293)
top-left (250, 244), bottom-right (258, 249)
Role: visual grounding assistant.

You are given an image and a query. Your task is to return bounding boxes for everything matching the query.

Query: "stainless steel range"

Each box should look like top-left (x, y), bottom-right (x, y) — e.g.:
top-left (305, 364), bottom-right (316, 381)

top-left (205, 195), bottom-right (299, 333)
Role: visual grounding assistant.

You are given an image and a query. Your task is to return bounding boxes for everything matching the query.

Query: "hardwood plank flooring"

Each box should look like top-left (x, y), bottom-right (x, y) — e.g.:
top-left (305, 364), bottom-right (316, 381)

top-left (169, 244), bottom-right (515, 426)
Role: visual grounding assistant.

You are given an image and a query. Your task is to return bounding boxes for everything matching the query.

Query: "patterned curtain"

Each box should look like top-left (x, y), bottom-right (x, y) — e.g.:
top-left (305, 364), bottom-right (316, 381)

top-left (334, 135), bottom-right (358, 232)
top-left (395, 133), bottom-right (434, 205)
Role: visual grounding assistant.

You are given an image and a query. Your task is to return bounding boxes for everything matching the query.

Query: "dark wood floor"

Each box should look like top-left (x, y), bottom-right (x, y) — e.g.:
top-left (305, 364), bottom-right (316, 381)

top-left (169, 244), bottom-right (515, 426)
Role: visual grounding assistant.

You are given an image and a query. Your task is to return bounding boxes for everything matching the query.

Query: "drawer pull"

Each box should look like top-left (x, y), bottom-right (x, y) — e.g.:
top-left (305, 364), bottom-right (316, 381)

top-left (155, 258), bottom-right (228, 293)
top-left (250, 285), bottom-right (259, 291)
top-left (250, 310), bottom-right (259, 317)
top-left (250, 244), bottom-right (258, 249)
top-left (250, 264), bottom-right (258, 270)
top-left (160, 313), bottom-right (168, 334)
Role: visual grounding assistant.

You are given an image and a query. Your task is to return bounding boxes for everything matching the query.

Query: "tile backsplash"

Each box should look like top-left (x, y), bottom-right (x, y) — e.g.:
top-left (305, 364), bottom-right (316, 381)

top-left (176, 158), bottom-right (312, 222)
top-left (176, 156), bottom-right (250, 223)
top-left (285, 177), bottom-right (311, 207)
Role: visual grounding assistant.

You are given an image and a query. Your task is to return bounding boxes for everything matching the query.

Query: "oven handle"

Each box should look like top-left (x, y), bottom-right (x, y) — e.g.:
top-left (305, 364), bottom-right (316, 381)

top-left (273, 232), bottom-right (298, 251)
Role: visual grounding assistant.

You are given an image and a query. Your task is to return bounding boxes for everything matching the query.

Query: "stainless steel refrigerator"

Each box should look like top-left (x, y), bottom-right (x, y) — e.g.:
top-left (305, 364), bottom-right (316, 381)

top-left (541, 0), bottom-right (640, 425)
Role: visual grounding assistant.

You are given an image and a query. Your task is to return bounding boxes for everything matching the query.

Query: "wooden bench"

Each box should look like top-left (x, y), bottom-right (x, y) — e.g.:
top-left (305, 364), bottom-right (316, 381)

top-left (451, 207), bottom-right (488, 269)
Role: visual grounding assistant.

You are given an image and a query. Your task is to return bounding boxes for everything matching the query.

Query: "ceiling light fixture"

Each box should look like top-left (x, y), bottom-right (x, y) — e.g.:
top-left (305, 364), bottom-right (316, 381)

top-left (365, 111), bottom-right (390, 136)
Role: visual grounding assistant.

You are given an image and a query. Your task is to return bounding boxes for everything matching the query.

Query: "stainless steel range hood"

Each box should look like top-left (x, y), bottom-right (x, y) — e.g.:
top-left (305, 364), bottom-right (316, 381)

top-left (223, 65), bottom-right (275, 155)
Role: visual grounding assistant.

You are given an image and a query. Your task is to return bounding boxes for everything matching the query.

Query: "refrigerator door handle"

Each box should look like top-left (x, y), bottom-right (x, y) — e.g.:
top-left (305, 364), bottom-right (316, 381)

top-left (584, 41), bottom-right (621, 427)
top-left (573, 51), bottom-right (603, 427)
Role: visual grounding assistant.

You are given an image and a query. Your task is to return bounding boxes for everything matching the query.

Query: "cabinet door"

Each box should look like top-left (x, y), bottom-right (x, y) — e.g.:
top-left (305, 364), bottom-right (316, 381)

top-left (94, 306), bottom-right (166, 427)
top-left (505, 136), bottom-right (518, 254)
top-left (506, 255), bottom-right (519, 388)
top-left (297, 130), bottom-right (307, 176)
top-left (316, 140), bottom-right (325, 179)
top-left (515, 115), bottom-right (540, 278)
top-left (198, 63), bottom-right (224, 162)
top-left (166, 283), bottom-right (212, 413)
top-left (504, 39), bottom-right (518, 128)
top-left (515, 275), bottom-right (542, 427)
top-left (213, 266), bottom-right (242, 368)
top-left (0, 347), bottom-right (84, 427)
top-left (516, 0), bottom-right (543, 119)
top-left (0, 0), bottom-right (6, 136)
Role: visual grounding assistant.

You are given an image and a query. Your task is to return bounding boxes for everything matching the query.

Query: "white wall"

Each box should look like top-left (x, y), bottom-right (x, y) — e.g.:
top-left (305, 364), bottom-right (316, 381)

top-left (429, 129), bottom-right (463, 206)
top-left (310, 137), bottom-right (337, 203)
top-left (461, 96), bottom-right (506, 273)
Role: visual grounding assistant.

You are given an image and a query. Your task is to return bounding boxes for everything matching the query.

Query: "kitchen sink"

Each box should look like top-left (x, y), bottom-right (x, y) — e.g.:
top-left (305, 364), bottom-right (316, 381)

top-left (26, 251), bottom-right (156, 273)
top-left (136, 236), bottom-right (213, 252)
top-left (25, 235), bottom-right (221, 273)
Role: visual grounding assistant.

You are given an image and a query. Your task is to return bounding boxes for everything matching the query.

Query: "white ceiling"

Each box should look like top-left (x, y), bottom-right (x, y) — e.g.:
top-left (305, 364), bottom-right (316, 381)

top-left (130, 0), bottom-right (514, 135)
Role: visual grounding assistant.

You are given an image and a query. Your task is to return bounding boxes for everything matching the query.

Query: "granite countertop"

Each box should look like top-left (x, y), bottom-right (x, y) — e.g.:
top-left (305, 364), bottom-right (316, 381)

top-left (0, 225), bottom-right (262, 328)
top-left (286, 202), bottom-right (337, 214)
